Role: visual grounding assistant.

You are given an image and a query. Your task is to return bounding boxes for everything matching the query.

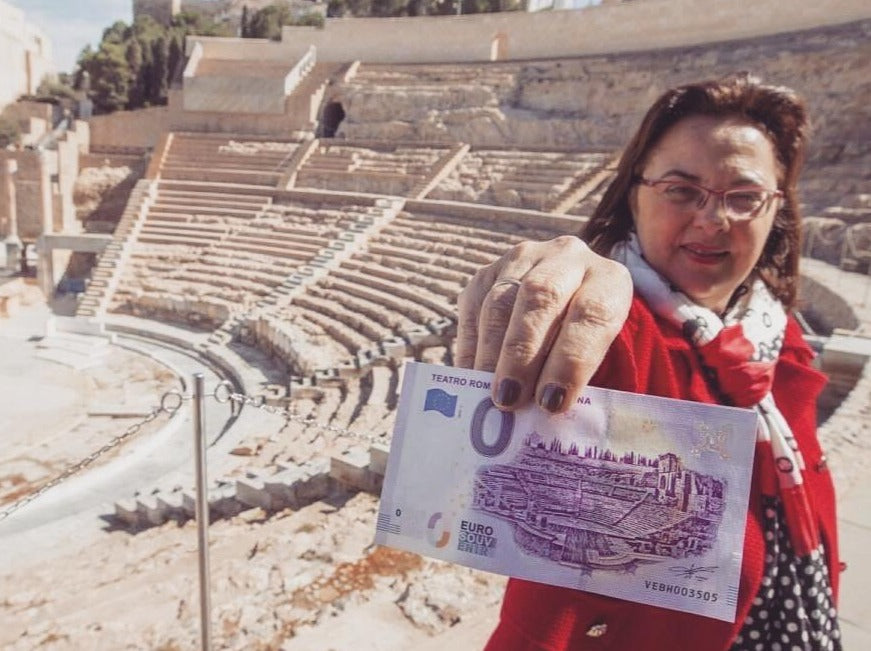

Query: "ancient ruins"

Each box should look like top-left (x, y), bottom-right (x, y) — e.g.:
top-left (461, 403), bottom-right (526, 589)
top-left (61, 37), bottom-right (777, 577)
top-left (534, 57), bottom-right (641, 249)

top-left (0, 0), bottom-right (870, 648)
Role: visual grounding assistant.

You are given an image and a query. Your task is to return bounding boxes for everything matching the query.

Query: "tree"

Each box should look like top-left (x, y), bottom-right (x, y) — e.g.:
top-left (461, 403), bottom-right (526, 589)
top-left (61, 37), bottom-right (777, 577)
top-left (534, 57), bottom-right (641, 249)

top-left (246, 4), bottom-right (294, 40)
top-left (125, 39), bottom-right (144, 109)
top-left (80, 44), bottom-right (131, 113)
top-left (150, 37), bottom-right (170, 105)
top-left (241, 5), bottom-right (249, 37)
top-left (167, 33), bottom-right (184, 87)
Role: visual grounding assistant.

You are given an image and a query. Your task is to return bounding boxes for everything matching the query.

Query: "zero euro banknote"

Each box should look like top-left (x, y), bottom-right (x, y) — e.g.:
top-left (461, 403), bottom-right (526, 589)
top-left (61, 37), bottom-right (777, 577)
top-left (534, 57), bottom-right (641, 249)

top-left (375, 362), bottom-right (759, 623)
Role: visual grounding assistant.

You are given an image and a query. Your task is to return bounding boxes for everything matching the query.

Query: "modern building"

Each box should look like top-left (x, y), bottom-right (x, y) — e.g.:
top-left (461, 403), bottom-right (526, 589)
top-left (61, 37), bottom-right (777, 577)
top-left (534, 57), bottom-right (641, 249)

top-left (0, 0), bottom-right (53, 110)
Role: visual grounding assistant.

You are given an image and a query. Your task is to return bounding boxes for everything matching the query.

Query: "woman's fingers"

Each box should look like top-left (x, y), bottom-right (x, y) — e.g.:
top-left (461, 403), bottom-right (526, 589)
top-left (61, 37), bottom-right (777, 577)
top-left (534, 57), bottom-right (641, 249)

top-left (534, 257), bottom-right (632, 413)
top-left (490, 246), bottom-right (590, 409)
top-left (456, 240), bottom-right (539, 370)
top-left (456, 236), bottom-right (631, 413)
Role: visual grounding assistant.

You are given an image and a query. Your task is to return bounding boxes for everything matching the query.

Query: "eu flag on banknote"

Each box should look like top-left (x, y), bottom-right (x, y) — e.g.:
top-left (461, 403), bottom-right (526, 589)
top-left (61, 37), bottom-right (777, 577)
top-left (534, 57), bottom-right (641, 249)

top-left (423, 388), bottom-right (458, 418)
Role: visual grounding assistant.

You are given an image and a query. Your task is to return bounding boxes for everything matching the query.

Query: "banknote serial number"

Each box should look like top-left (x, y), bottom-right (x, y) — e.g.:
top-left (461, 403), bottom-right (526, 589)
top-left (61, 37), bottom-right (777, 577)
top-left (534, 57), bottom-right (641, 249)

top-left (643, 580), bottom-right (719, 602)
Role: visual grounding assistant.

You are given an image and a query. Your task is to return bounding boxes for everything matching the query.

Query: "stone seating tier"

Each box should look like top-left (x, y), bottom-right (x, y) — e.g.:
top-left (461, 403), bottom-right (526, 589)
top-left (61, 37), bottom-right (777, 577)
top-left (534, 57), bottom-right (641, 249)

top-left (432, 149), bottom-right (612, 209)
top-left (310, 280), bottom-right (417, 331)
top-left (322, 274), bottom-right (442, 325)
top-left (394, 210), bottom-right (565, 244)
top-left (148, 203), bottom-right (263, 220)
top-left (290, 306), bottom-right (374, 356)
top-left (139, 225), bottom-right (228, 242)
top-left (352, 64), bottom-right (517, 93)
top-left (219, 237), bottom-right (318, 262)
top-left (159, 166), bottom-right (282, 187)
top-left (165, 150), bottom-right (292, 166)
top-left (353, 252), bottom-right (467, 287)
top-left (385, 220), bottom-right (523, 259)
top-left (341, 258), bottom-right (462, 301)
top-left (150, 195), bottom-right (269, 211)
top-left (294, 291), bottom-right (394, 343)
top-left (328, 267), bottom-right (455, 319)
top-left (156, 188), bottom-right (271, 205)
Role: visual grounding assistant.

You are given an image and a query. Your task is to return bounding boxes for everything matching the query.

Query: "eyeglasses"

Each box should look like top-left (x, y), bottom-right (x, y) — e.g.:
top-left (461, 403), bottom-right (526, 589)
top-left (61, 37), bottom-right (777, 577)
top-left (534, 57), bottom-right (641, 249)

top-left (636, 176), bottom-right (783, 221)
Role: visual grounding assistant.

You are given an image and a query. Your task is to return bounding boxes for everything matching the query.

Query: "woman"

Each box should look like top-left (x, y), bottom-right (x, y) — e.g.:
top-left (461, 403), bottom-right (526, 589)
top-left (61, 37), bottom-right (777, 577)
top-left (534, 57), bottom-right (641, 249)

top-left (482, 74), bottom-right (841, 650)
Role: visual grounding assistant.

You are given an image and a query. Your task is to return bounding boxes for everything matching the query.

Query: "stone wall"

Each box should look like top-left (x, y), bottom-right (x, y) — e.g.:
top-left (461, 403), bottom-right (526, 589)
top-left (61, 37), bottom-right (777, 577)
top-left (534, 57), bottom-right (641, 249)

top-left (0, 117), bottom-right (88, 242)
top-left (333, 20), bottom-right (871, 163)
top-left (274, 0), bottom-right (870, 63)
top-left (1, 149), bottom-right (51, 241)
top-left (0, 0), bottom-right (53, 109)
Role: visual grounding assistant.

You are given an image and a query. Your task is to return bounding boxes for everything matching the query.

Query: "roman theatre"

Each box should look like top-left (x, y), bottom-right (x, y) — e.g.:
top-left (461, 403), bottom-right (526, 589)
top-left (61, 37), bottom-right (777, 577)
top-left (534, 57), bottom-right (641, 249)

top-left (1, 0), bottom-right (870, 648)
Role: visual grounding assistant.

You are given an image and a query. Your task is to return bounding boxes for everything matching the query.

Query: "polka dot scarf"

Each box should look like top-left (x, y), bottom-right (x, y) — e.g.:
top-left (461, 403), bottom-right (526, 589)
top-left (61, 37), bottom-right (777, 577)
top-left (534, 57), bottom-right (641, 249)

top-left (612, 234), bottom-right (820, 557)
top-left (731, 497), bottom-right (841, 650)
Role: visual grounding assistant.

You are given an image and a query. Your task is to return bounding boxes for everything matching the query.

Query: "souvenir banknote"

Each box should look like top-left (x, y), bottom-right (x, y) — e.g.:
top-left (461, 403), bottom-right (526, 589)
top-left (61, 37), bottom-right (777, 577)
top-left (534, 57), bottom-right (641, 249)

top-left (375, 362), bottom-right (759, 622)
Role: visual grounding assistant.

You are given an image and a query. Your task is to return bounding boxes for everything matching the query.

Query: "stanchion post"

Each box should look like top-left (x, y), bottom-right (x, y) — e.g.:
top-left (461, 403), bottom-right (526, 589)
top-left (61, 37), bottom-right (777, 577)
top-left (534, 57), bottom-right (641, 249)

top-left (193, 373), bottom-right (212, 651)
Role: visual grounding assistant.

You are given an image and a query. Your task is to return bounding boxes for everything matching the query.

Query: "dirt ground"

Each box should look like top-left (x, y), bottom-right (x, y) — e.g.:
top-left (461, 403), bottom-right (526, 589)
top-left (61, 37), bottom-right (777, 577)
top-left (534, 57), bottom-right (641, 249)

top-left (0, 294), bottom-right (504, 651)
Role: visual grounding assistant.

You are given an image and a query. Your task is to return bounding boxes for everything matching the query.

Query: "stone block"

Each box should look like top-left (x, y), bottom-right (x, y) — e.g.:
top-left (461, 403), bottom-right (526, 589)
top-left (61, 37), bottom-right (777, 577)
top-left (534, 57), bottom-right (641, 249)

top-left (336, 358), bottom-right (359, 379)
top-left (155, 491), bottom-right (185, 520)
top-left (401, 325), bottom-right (434, 347)
top-left (289, 375), bottom-right (323, 400)
top-left (296, 459), bottom-right (332, 501)
top-left (263, 467), bottom-right (306, 508)
top-left (356, 347), bottom-right (381, 368)
top-left (331, 447), bottom-right (381, 493)
top-left (114, 498), bottom-right (140, 526)
top-left (235, 476), bottom-right (272, 510)
top-left (427, 317), bottom-right (456, 337)
top-left (369, 442), bottom-right (390, 476)
top-left (136, 495), bottom-right (168, 526)
top-left (379, 336), bottom-right (408, 360)
top-left (211, 484), bottom-right (244, 518)
top-left (315, 367), bottom-right (347, 387)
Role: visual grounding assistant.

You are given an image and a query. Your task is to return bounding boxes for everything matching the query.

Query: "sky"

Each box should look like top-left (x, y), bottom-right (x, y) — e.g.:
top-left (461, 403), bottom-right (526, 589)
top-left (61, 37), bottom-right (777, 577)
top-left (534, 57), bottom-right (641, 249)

top-left (11, 0), bottom-right (133, 74)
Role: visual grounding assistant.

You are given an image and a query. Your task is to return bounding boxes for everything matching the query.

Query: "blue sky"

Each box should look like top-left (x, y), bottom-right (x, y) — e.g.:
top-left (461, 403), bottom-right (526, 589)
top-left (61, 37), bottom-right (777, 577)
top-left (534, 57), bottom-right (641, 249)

top-left (12, 0), bottom-right (133, 74)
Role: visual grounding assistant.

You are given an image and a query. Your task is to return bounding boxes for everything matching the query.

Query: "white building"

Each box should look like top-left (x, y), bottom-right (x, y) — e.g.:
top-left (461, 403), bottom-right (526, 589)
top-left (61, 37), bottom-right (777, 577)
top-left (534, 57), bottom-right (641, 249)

top-left (527, 0), bottom-right (601, 13)
top-left (0, 1), bottom-right (53, 110)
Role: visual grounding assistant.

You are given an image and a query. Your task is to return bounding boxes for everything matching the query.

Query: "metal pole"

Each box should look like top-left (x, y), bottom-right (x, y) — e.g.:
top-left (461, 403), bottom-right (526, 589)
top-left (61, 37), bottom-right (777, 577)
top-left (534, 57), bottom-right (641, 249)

top-left (193, 373), bottom-right (212, 651)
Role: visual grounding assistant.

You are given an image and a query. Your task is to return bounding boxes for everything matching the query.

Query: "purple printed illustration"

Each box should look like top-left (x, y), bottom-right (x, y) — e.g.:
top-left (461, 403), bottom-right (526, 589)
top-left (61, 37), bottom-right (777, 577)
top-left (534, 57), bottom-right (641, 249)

top-left (472, 431), bottom-right (727, 573)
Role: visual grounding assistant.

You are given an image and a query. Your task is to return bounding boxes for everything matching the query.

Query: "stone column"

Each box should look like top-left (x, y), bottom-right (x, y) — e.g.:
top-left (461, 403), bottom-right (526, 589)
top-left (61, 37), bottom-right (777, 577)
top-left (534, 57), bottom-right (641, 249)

top-left (36, 234), bottom-right (53, 297)
top-left (3, 159), bottom-right (22, 273)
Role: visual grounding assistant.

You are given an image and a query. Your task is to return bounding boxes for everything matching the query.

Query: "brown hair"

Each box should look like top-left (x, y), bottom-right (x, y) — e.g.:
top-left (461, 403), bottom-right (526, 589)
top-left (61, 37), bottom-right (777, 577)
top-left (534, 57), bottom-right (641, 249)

top-left (582, 73), bottom-right (809, 309)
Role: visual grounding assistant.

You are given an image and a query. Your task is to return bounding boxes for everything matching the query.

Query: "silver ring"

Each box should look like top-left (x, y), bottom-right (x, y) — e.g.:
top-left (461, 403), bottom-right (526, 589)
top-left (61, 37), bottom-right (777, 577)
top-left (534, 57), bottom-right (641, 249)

top-left (492, 278), bottom-right (523, 291)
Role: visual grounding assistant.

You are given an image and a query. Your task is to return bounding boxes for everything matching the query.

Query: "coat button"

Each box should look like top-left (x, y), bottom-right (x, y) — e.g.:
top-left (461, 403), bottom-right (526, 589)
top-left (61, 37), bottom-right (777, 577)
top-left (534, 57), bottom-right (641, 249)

top-left (815, 455), bottom-right (828, 472)
top-left (586, 622), bottom-right (608, 638)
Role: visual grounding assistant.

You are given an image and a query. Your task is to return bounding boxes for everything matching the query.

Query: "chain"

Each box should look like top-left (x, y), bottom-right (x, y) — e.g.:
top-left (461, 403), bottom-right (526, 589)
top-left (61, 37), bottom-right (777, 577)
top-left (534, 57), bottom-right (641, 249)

top-left (0, 392), bottom-right (185, 522)
top-left (0, 383), bottom-right (378, 523)
top-left (219, 384), bottom-right (380, 445)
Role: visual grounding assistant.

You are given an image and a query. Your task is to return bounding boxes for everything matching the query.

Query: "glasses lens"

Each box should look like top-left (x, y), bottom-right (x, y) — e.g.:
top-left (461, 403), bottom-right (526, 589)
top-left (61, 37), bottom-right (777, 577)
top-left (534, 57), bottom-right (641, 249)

top-left (725, 190), bottom-right (767, 217)
top-left (660, 181), bottom-right (705, 207)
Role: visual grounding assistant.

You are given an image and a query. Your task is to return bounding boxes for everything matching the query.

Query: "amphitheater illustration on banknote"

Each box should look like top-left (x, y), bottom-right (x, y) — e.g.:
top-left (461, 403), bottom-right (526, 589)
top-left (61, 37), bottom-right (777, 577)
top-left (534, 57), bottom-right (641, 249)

top-left (472, 433), bottom-right (727, 574)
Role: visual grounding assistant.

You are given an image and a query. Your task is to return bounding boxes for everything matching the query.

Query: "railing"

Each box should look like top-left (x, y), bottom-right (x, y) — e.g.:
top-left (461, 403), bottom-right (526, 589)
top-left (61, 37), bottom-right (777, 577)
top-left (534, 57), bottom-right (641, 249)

top-left (284, 45), bottom-right (317, 96)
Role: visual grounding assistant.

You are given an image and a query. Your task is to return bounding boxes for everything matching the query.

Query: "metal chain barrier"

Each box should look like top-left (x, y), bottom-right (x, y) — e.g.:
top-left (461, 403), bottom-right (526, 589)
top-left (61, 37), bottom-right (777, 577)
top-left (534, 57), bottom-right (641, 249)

top-left (0, 390), bottom-right (189, 522)
top-left (0, 382), bottom-right (380, 522)
top-left (216, 381), bottom-right (381, 445)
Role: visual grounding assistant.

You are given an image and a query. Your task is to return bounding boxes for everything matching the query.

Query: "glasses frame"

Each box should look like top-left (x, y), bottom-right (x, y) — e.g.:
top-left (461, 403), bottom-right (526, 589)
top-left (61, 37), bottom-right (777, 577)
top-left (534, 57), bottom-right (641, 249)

top-left (636, 176), bottom-right (783, 222)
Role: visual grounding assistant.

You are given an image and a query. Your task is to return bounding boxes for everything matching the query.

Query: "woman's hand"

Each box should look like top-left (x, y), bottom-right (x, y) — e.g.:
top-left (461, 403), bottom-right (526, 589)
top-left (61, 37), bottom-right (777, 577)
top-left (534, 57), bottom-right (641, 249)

top-left (456, 235), bottom-right (632, 413)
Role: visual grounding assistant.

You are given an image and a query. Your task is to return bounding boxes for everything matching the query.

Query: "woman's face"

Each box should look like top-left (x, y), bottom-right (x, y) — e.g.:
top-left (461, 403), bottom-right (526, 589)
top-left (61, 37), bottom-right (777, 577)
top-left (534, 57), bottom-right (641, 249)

top-left (632, 115), bottom-right (781, 313)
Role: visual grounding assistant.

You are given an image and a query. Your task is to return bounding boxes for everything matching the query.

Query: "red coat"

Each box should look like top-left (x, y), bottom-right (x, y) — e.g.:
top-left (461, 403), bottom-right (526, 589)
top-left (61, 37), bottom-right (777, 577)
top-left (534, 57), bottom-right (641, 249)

top-left (485, 296), bottom-right (839, 651)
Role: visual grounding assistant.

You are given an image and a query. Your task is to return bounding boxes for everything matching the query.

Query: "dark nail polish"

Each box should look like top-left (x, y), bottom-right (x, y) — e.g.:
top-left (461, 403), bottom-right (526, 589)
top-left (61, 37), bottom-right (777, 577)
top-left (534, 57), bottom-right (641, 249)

top-left (496, 378), bottom-right (521, 407)
top-left (540, 384), bottom-right (567, 413)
